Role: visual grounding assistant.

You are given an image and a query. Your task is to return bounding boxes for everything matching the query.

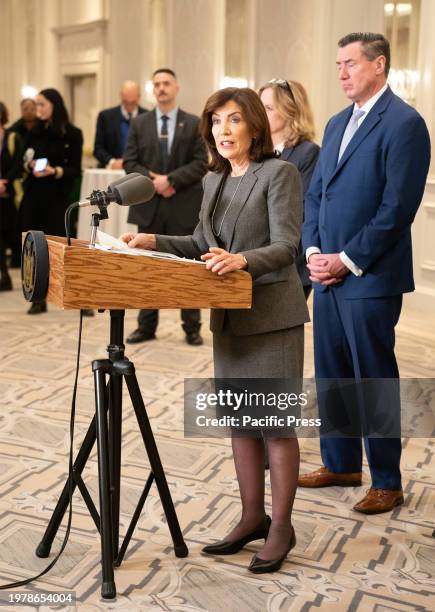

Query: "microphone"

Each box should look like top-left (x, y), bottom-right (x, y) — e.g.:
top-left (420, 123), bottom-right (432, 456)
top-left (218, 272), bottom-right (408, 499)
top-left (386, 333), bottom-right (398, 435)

top-left (111, 174), bottom-right (156, 206)
top-left (107, 172), bottom-right (142, 190)
top-left (77, 173), bottom-right (155, 208)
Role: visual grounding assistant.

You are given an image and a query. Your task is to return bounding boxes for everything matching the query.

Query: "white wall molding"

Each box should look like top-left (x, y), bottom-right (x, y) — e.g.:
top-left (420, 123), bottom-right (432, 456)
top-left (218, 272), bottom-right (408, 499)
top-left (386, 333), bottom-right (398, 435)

top-left (52, 19), bottom-right (108, 37)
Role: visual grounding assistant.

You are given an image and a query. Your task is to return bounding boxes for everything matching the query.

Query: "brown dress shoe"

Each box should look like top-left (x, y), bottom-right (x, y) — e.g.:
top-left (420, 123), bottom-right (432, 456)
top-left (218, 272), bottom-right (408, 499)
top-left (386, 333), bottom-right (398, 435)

top-left (298, 466), bottom-right (362, 488)
top-left (353, 488), bottom-right (404, 514)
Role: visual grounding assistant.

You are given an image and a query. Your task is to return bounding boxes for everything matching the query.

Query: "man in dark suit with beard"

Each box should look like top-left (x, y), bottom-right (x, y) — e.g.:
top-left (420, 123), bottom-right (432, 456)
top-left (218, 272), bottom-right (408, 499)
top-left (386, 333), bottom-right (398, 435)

top-left (94, 81), bottom-right (146, 169)
top-left (123, 68), bottom-right (208, 345)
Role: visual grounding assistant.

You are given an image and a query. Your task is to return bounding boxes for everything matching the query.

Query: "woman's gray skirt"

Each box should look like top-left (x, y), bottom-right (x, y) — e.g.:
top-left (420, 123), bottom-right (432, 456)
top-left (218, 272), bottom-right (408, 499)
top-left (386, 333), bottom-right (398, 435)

top-left (212, 321), bottom-right (304, 438)
top-left (213, 323), bottom-right (304, 379)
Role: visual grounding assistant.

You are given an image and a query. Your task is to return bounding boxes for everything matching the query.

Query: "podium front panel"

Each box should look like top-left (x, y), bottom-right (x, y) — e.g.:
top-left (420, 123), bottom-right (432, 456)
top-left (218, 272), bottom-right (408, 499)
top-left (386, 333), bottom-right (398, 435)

top-left (45, 237), bottom-right (252, 310)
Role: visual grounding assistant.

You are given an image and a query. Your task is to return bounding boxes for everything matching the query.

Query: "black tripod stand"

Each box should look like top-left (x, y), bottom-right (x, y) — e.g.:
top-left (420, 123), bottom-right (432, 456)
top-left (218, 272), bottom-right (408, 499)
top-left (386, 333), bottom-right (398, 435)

top-left (35, 310), bottom-right (188, 599)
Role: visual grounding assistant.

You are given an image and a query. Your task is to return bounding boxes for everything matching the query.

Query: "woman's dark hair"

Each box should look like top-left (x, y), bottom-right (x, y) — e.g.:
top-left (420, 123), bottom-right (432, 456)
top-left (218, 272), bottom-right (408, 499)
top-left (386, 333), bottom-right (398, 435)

top-left (39, 88), bottom-right (70, 135)
top-left (0, 101), bottom-right (9, 127)
top-left (200, 87), bottom-right (276, 173)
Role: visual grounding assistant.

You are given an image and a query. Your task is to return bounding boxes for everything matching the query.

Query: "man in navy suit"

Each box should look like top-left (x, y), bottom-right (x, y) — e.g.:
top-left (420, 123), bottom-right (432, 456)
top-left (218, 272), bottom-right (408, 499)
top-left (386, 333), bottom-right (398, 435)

top-left (93, 81), bottom-right (146, 169)
top-left (300, 33), bottom-right (430, 513)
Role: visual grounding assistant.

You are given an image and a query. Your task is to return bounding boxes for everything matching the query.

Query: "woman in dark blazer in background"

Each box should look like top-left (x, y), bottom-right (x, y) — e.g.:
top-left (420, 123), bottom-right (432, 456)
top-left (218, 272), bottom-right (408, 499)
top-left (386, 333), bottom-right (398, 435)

top-left (121, 88), bottom-right (309, 573)
top-left (260, 79), bottom-right (319, 299)
top-left (21, 88), bottom-right (83, 314)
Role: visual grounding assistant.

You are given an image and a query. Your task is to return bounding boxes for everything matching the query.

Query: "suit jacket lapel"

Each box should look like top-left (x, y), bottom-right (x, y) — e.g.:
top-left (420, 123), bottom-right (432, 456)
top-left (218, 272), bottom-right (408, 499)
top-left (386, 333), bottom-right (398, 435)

top-left (226, 162), bottom-right (260, 250)
top-left (280, 147), bottom-right (294, 162)
top-left (331, 110), bottom-right (381, 177)
top-left (324, 106), bottom-right (352, 186)
top-left (200, 162), bottom-right (261, 250)
top-left (326, 87), bottom-right (393, 187)
top-left (168, 109), bottom-right (185, 161)
top-left (201, 172), bottom-right (225, 248)
top-left (147, 109), bottom-right (160, 154)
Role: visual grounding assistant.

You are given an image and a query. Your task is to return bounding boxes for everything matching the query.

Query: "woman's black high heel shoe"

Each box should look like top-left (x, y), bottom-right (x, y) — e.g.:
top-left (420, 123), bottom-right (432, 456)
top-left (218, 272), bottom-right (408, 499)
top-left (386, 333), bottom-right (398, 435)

top-left (201, 515), bottom-right (271, 555)
top-left (248, 525), bottom-right (296, 573)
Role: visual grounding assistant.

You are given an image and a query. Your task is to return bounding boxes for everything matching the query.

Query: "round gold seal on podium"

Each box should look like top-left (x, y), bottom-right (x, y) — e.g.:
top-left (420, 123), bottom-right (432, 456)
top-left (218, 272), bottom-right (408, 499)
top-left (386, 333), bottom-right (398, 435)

top-left (21, 231), bottom-right (49, 302)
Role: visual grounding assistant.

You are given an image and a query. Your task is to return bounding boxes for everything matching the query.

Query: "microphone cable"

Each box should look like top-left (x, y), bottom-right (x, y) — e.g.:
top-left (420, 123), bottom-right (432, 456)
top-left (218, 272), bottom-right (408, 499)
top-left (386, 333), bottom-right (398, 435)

top-left (0, 310), bottom-right (84, 590)
top-left (65, 202), bottom-right (79, 246)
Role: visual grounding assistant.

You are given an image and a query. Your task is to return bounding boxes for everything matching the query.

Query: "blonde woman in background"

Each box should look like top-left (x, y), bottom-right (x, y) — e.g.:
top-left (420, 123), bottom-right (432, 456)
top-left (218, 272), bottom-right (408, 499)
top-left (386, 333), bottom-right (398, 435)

top-left (259, 79), bottom-right (319, 299)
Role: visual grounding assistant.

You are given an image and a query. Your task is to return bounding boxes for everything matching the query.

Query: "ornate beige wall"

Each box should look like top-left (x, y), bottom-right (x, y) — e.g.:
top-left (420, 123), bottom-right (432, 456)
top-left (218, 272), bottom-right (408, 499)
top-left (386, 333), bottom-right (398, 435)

top-left (0, 0), bottom-right (387, 130)
top-left (250, 0), bottom-right (385, 140)
top-left (165, 0), bottom-right (225, 114)
top-left (406, 0), bottom-right (435, 311)
top-left (59, 0), bottom-right (105, 26)
top-left (0, 0), bottom-right (59, 120)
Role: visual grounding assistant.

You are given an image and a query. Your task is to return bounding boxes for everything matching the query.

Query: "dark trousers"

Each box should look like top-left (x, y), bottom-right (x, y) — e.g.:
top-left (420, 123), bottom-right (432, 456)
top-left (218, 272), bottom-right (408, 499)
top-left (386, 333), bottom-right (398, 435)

top-left (313, 289), bottom-right (403, 490)
top-left (1, 195), bottom-right (21, 268)
top-left (138, 308), bottom-right (200, 335)
top-left (136, 219), bottom-right (201, 335)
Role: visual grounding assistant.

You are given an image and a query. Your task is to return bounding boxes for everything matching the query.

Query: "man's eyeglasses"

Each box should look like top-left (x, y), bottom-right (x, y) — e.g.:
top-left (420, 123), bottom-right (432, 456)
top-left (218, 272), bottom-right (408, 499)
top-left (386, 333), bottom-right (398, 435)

top-left (267, 78), bottom-right (295, 102)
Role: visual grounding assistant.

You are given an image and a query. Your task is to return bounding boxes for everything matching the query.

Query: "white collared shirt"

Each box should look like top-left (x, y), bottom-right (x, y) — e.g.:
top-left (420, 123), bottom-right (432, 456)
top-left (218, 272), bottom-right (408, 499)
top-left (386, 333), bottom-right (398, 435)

top-left (354, 83), bottom-right (388, 127)
top-left (120, 105), bottom-right (139, 120)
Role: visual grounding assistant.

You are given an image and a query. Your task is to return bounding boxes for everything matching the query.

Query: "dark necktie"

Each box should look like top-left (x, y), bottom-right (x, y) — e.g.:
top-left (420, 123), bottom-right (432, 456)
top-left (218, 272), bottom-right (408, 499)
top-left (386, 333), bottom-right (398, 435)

top-left (159, 115), bottom-right (169, 171)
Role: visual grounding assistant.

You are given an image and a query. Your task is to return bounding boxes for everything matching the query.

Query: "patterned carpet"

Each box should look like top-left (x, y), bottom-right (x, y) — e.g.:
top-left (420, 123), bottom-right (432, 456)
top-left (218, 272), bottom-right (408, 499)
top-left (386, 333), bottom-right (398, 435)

top-left (0, 269), bottom-right (434, 611)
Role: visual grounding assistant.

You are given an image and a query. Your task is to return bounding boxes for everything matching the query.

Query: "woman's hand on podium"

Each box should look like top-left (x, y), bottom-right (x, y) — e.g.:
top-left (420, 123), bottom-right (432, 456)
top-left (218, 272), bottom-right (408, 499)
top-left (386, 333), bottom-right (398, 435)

top-left (120, 232), bottom-right (157, 250)
top-left (201, 247), bottom-right (248, 275)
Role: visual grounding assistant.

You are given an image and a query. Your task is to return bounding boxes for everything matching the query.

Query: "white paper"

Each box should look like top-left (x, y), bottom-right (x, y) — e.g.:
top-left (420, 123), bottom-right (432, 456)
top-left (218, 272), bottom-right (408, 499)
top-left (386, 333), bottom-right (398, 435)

top-left (94, 230), bottom-right (205, 264)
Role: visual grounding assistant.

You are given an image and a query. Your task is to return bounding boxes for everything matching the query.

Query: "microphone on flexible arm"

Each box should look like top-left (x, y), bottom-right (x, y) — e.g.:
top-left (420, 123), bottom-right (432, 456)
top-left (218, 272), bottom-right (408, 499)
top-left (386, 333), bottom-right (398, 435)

top-left (66, 173), bottom-right (156, 247)
top-left (77, 173), bottom-right (155, 208)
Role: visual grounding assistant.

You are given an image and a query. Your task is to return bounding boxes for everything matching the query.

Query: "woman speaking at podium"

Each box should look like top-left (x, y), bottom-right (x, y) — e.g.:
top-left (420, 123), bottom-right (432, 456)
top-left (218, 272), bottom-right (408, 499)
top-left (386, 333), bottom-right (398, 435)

top-left (121, 87), bottom-right (309, 573)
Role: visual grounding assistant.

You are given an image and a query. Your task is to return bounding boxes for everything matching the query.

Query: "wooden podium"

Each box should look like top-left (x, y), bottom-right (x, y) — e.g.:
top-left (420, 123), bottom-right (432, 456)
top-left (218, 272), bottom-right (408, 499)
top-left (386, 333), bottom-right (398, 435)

top-left (44, 236), bottom-right (252, 310)
top-left (30, 235), bottom-right (252, 600)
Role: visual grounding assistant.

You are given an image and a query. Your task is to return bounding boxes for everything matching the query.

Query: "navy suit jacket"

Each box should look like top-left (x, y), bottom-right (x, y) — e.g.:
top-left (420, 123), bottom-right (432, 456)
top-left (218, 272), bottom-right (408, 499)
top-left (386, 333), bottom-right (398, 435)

top-left (303, 87), bottom-right (431, 298)
top-left (281, 141), bottom-right (320, 286)
top-left (93, 105), bottom-right (146, 167)
top-left (280, 140), bottom-right (320, 195)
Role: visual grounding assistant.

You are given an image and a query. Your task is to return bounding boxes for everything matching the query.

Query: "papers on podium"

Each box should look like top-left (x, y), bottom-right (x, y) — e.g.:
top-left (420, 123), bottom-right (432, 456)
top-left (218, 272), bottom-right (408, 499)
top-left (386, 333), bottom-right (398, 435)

top-left (95, 230), bottom-right (205, 265)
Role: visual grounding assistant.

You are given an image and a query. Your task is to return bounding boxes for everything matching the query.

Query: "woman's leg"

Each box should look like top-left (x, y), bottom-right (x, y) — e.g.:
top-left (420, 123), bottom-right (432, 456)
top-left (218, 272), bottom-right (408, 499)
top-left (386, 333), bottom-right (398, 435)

top-left (254, 324), bottom-right (303, 559)
top-left (257, 436), bottom-right (299, 559)
top-left (219, 436), bottom-right (266, 542)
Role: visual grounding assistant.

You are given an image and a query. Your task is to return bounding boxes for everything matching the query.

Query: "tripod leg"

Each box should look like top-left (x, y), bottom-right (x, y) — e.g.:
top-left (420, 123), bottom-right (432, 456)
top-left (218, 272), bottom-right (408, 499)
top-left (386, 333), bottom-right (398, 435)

top-left (124, 372), bottom-right (188, 558)
top-left (36, 416), bottom-right (98, 558)
top-left (94, 367), bottom-right (116, 599)
top-left (108, 374), bottom-right (122, 559)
